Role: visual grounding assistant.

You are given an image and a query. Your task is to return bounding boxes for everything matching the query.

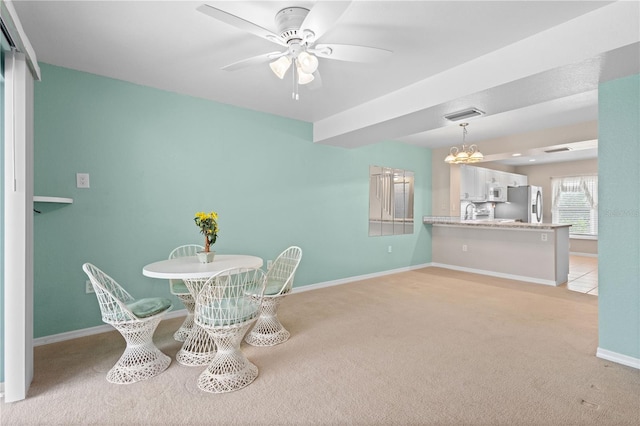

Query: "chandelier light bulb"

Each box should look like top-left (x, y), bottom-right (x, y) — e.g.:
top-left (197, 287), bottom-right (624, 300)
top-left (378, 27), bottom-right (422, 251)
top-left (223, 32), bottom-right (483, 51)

top-left (456, 151), bottom-right (469, 161)
top-left (469, 149), bottom-right (484, 162)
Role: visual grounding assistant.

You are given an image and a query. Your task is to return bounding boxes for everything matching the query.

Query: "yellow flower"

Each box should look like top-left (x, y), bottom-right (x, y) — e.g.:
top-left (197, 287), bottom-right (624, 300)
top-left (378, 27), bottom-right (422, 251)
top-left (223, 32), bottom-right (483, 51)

top-left (194, 210), bottom-right (219, 247)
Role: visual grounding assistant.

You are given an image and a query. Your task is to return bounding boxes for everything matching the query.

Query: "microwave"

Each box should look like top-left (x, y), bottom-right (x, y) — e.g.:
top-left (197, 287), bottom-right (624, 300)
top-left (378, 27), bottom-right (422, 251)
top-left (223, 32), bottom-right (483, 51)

top-left (487, 184), bottom-right (507, 202)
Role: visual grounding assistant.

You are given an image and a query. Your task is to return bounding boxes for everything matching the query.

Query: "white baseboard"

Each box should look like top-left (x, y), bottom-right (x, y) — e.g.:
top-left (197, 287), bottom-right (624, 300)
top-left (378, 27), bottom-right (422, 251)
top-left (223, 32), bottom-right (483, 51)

top-left (291, 263), bottom-right (432, 294)
top-left (596, 347), bottom-right (640, 369)
top-left (570, 252), bottom-right (598, 258)
top-left (430, 263), bottom-right (559, 286)
top-left (33, 309), bottom-right (188, 347)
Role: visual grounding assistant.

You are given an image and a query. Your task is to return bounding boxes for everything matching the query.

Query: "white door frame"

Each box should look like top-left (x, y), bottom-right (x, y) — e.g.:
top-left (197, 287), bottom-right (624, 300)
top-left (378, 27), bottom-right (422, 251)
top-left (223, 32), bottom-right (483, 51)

top-left (3, 49), bottom-right (34, 403)
top-left (1, 1), bottom-right (40, 402)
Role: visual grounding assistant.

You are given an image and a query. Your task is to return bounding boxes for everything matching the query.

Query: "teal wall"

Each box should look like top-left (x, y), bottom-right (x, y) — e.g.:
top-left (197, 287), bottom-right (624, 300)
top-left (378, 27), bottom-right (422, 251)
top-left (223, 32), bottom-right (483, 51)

top-left (31, 63), bottom-right (432, 338)
top-left (598, 73), bottom-right (640, 360)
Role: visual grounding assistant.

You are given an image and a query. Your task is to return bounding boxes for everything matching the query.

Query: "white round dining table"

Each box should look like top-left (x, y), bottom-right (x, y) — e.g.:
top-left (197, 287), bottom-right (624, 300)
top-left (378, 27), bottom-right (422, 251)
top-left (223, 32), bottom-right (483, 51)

top-left (142, 254), bottom-right (263, 280)
top-left (142, 254), bottom-right (263, 366)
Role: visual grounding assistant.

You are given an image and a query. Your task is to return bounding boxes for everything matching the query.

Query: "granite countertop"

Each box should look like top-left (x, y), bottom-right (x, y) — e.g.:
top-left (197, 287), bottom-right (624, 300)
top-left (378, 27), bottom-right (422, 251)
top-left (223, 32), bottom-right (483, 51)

top-left (422, 216), bottom-right (571, 230)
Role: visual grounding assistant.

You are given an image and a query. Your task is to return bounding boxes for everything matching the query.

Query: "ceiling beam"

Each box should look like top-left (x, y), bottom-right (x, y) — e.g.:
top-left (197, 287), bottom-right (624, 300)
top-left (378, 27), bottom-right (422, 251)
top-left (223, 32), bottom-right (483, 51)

top-left (312, 1), bottom-right (640, 148)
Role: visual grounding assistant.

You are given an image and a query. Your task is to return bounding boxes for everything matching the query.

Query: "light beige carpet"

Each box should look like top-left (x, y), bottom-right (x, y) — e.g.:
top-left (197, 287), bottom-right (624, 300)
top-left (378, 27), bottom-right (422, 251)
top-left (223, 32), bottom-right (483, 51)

top-left (2, 267), bottom-right (639, 425)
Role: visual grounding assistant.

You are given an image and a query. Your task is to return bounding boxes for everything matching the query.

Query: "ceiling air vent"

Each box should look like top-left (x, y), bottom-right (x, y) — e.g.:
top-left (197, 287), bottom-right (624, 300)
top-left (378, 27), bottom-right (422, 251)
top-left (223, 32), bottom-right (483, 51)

top-left (544, 147), bottom-right (572, 153)
top-left (444, 108), bottom-right (485, 122)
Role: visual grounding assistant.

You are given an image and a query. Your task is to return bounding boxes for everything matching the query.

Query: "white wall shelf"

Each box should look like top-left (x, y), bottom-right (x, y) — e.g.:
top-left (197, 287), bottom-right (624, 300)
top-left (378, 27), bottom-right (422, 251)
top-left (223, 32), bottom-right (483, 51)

top-left (33, 196), bottom-right (73, 204)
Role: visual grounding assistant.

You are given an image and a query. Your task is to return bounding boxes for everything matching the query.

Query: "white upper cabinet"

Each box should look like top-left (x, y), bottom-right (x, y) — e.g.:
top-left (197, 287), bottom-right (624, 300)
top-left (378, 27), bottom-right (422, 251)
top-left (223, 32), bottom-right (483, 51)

top-left (474, 168), bottom-right (487, 201)
top-left (460, 165), bottom-right (488, 201)
top-left (460, 165), bottom-right (473, 200)
top-left (514, 174), bottom-right (528, 186)
top-left (460, 166), bottom-right (527, 201)
top-left (487, 170), bottom-right (505, 187)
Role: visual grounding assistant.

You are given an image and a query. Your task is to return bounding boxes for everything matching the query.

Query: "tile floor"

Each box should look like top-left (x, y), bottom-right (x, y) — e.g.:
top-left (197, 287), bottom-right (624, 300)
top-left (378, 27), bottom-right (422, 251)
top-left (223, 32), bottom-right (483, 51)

top-left (567, 255), bottom-right (598, 295)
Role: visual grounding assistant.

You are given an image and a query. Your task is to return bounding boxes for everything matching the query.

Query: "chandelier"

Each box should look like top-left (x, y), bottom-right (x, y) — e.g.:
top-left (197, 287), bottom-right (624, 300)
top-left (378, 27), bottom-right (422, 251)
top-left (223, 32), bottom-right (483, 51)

top-left (444, 123), bottom-right (484, 164)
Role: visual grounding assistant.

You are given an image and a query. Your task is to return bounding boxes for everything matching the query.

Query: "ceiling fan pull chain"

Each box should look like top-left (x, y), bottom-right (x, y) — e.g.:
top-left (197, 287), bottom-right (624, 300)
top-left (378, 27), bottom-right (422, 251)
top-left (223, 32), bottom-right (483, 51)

top-left (292, 58), bottom-right (296, 99)
top-left (293, 58), bottom-right (300, 100)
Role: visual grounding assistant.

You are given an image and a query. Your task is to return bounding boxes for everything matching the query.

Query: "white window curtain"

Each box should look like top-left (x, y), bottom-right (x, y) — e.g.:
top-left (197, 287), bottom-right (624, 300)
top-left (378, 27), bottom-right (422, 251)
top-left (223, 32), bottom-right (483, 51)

top-left (551, 175), bottom-right (598, 236)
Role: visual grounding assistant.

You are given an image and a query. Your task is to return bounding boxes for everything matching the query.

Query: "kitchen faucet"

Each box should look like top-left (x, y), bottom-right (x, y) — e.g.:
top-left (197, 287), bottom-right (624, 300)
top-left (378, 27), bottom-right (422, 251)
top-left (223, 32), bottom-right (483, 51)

top-left (465, 203), bottom-right (476, 220)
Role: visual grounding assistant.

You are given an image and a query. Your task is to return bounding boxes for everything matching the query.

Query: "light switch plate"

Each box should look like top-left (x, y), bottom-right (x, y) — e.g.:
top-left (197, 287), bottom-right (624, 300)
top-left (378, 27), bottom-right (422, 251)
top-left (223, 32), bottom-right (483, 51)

top-left (76, 173), bottom-right (90, 188)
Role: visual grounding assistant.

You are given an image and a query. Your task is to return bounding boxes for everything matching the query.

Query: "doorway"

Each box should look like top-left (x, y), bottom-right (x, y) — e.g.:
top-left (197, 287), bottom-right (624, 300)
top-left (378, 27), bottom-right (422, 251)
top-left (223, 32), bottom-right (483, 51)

top-left (567, 255), bottom-right (598, 295)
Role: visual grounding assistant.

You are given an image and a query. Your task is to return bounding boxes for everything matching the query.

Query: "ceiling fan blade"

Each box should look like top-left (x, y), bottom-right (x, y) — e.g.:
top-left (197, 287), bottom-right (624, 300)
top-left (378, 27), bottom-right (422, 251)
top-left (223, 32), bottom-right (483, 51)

top-left (312, 44), bottom-right (393, 63)
top-left (221, 51), bottom-right (284, 71)
top-left (197, 4), bottom-right (286, 47)
top-left (299, 1), bottom-right (352, 42)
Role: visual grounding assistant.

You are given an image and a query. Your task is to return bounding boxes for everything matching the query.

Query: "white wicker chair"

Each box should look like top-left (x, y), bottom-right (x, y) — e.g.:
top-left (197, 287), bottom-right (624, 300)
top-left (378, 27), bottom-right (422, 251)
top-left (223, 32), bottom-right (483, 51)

top-left (175, 275), bottom-right (217, 367)
top-left (168, 244), bottom-right (204, 341)
top-left (194, 267), bottom-right (267, 393)
top-left (82, 263), bottom-right (172, 384)
top-left (245, 246), bottom-right (302, 347)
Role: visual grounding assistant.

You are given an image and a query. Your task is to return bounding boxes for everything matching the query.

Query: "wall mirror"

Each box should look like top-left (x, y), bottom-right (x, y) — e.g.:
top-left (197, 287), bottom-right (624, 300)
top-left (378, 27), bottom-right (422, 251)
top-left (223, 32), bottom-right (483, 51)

top-left (369, 166), bottom-right (415, 236)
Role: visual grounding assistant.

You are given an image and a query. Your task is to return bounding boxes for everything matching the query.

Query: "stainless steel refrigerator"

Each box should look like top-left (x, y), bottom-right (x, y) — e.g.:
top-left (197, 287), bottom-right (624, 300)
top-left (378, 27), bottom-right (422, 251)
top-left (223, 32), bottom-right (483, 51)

top-left (494, 185), bottom-right (543, 223)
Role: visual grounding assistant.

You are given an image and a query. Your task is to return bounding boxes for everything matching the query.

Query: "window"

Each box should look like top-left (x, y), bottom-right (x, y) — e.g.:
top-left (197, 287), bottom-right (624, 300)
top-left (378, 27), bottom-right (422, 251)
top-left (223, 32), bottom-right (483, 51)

top-left (551, 175), bottom-right (598, 237)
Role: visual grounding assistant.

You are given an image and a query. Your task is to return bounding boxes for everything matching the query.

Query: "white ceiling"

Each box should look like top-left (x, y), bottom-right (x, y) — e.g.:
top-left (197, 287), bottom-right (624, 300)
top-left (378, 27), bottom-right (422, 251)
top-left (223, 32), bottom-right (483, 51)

top-left (10, 0), bottom-right (640, 164)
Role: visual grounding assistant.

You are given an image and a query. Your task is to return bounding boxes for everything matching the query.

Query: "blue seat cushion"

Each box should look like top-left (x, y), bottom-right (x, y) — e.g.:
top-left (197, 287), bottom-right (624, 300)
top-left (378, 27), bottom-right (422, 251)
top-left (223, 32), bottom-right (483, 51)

top-left (265, 279), bottom-right (286, 296)
top-left (171, 281), bottom-right (189, 295)
top-left (127, 297), bottom-right (172, 318)
top-left (197, 298), bottom-right (259, 327)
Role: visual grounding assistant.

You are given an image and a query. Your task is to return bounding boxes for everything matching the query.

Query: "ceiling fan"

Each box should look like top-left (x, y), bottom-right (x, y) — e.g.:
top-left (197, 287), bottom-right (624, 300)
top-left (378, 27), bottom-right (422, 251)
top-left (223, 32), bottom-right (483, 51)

top-left (196, 2), bottom-right (393, 99)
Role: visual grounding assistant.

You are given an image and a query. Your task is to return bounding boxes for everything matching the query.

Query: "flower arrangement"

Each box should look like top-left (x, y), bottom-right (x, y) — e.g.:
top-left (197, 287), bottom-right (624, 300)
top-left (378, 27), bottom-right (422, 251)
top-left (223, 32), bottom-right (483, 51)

top-left (194, 211), bottom-right (219, 253)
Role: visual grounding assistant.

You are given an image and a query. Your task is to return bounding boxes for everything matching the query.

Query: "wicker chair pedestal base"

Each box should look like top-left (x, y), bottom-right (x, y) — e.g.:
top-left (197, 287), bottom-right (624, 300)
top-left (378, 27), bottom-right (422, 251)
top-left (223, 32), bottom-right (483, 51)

top-left (173, 295), bottom-right (195, 342)
top-left (198, 324), bottom-right (258, 393)
top-left (197, 357), bottom-right (258, 394)
top-left (108, 318), bottom-right (171, 384)
top-left (244, 319), bottom-right (290, 346)
top-left (245, 296), bottom-right (290, 346)
top-left (176, 323), bottom-right (216, 366)
top-left (107, 351), bottom-right (171, 384)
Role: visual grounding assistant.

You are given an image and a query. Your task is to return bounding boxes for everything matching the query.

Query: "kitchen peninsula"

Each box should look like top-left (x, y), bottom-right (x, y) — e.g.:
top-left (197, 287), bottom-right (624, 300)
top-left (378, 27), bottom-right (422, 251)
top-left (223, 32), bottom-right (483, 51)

top-left (423, 217), bottom-right (571, 286)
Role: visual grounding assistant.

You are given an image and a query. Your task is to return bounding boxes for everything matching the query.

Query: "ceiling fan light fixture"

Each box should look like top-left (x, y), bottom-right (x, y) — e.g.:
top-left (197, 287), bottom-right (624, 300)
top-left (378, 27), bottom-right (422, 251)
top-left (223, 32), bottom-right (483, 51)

top-left (297, 69), bottom-right (315, 85)
top-left (269, 56), bottom-right (292, 79)
top-left (297, 51), bottom-right (319, 74)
